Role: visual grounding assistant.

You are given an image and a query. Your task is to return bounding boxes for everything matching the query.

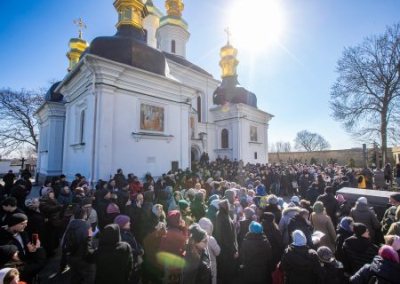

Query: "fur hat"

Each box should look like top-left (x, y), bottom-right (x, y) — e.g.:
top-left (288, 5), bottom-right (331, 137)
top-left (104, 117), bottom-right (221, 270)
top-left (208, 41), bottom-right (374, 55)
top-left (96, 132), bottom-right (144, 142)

top-left (249, 221), bottom-right (263, 234)
top-left (114, 215), bottom-right (130, 229)
top-left (8, 213), bottom-right (28, 227)
top-left (292, 230), bottom-right (306, 246)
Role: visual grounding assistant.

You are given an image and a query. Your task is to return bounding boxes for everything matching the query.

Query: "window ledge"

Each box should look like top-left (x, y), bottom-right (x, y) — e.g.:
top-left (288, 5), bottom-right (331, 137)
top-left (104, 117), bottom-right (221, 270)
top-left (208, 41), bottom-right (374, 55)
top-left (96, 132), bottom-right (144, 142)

top-left (249, 141), bottom-right (262, 144)
top-left (70, 142), bottom-right (85, 150)
top-left (132, 132), bottom-right (174, 143)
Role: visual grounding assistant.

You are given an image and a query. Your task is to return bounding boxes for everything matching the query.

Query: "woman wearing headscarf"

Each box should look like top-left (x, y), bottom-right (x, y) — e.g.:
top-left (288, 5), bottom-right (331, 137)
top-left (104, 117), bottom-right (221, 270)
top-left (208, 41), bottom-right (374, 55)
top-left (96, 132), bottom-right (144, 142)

top-left (280, 230), bottom-right (324, 284)
top-left (336, 194), bottom-right (351, 220)
top-left (88, 224), bottom-right (133, 284)
top-left (261, 212), bottom-right (284, 270)
top-left (350, 245), bottom-right (400, 284)
top-left (214, 199), bottom-right (238, 284)
top-left (239, 221), bottom-right (272, 284)
top-left (335, 217), bottom-right (354, 262)
top-left (198, 218), bottom-right (220, 284)
top-left (310, 201), bottom-right (336, 252)
top-left (183, 224), bottom-right (212, 284)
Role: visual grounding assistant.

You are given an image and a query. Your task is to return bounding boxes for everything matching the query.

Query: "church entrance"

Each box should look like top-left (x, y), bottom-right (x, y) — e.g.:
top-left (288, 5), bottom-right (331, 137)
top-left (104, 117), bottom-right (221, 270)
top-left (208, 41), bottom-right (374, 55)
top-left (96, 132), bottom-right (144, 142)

top-left (191, 145), bottom-right (201, 164)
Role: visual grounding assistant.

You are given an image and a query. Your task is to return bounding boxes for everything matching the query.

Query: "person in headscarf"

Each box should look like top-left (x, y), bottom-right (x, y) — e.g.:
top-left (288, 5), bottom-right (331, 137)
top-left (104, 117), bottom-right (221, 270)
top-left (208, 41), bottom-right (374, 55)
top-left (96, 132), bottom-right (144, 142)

top-left (336, 194), bottom-right (351, 220)
top-left (214, 199), bottom-right (238, 284)
top-left (349, 197), bottom-right (380, 242)
top-left (190, 192), bottom-right (207, 222)
top-left (87, 224), bottom-right (133, 284)
top-left (280, 230), bottom-right (324, 284)
top-left (183, 224), bottom-right (212, 284)
top-left (237, 207), bottom-right (255, 249)
top-left (261, 212), bottom-right (284, 270)
top-left (198, 218), bottom-right (220, 284)
top-left (310, 201), bottom-right (336, 252)
top-left (317, 246), bottom-right (345, 284)
top-left (335, 217), bottom-right (354, 262)
top-left (239, 221), bottom-right (273, 284)
top-left (350, 245), bottom-right (400, 284)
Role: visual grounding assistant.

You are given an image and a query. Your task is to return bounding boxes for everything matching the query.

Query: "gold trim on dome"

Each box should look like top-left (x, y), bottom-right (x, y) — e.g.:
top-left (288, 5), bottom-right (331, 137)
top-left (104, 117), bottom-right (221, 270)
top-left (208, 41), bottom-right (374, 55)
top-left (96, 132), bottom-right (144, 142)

top-left (165, 0), bottom-right (184, 17)
top-left (114, 0), bottom-right (145, 29)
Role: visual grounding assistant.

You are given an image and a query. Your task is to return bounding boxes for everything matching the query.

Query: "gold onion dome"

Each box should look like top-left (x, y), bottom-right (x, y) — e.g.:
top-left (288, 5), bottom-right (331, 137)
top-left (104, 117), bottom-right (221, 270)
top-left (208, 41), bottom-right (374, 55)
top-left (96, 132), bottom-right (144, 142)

top-left (67, 18), bottom-right (89, 72)
top-left (165, 0), bottom-right (184, 17)
top-left (219, 43), bottom-right (239, 78)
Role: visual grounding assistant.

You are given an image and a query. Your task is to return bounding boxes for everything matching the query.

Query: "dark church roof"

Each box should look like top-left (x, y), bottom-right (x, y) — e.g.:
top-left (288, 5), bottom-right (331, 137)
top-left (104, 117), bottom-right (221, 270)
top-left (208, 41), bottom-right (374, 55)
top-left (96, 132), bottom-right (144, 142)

top-left (45, 81), bottom-right (63, 102)
top-left (163, 52), bottom-right (213, 78)
top-left (213, 76), bottom-right (257, 108)
top-left (86, 26), bottom-right (167, 76)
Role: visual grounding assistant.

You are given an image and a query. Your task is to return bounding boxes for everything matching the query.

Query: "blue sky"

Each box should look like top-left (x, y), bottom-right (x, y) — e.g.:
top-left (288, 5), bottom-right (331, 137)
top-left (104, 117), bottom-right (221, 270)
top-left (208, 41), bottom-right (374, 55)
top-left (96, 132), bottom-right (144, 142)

top-left (0, 0), bottom-right (399, 150)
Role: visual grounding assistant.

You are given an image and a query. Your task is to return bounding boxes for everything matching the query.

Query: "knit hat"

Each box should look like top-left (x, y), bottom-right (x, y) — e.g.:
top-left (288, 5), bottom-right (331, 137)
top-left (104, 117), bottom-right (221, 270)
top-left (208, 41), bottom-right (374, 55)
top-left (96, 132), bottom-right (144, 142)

top-left (114, 215), bottom-right (130, 229)
top-left (249, 221), bottom-right (263, 234)
top-left (336, 194), bottom-right (346, 205)
top-left (167, 210), bottom-right (181, 228)
top-left (189, 224), bottom-right (207, 243)
top-left (313, 201), bottom-right (324, 213)
top-left (291, 196), bottom-right (300, 204)
top-left (178, 200), bottom-right (190, 211)
top-left (8, 213), bottom-right (28, 227)
top-left (267, 195), bottom-right (278, 205)
top-left (357, 197), bottom-right (368, 205)
top-left (390, 193), bottom-right (400, 203)
top-left (106, 203), bottom-right (120, 214)
top-left (292, 230), bottom-right (307, 246)
top-left (340, 217), bottom-right (353, 232)
top-left (317, 246), bottom-right (335, 263)
top-left (244, 207), bottom-right (255, 219)
top-left (198, 217), bottom-right (213, 236)
top-left (0, 245), bottom-right (18, 266)
top-left (379, 245), bottom-right (399, 263)
top-left (353, 223), bottom-right (368, 237)
top-left (0, 268), bottom-right (13, 284)
top-left (210, 199), bottom-right (220, 210)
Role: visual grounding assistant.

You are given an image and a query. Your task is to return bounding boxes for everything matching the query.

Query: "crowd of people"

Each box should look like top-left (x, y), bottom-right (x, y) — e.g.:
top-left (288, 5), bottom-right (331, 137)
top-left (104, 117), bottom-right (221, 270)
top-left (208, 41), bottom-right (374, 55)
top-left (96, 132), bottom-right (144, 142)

top-left (1, 157), bottom-right (400, 284)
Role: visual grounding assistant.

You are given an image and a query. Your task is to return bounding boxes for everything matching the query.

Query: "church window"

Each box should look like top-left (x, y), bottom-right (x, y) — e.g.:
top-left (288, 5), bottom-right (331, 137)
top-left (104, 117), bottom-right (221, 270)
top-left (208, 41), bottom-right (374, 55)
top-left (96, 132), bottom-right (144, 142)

top-left (221, 129), bottom-right (229, 149)
top-left (197, 96), bottom-right (202, 122)
top-left (144, 29), bottom-right (148, 43)
top-left (79, 110), bottom-right (85, 144)
top-left (254, 152), bottom-right (258, 159)
top-left (171, 40), bottom-right (176, 53)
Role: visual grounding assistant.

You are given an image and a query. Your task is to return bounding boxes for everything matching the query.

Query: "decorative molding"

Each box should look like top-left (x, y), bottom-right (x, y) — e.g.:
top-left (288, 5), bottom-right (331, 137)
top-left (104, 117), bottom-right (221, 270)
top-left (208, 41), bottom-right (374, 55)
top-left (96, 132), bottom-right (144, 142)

top-left (132, 132), bottom-right (174, 143)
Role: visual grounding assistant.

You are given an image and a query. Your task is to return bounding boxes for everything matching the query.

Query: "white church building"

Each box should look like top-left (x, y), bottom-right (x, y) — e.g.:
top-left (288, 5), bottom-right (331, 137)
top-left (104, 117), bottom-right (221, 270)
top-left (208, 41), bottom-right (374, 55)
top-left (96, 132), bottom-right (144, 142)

top-left (35, 0), bottom-right (273, 183)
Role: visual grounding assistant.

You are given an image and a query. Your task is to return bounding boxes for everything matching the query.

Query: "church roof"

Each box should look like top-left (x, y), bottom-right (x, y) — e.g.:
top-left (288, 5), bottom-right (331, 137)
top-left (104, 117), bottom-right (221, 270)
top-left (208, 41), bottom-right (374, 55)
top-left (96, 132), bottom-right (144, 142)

top-left (213, 76), bottom-right (257, 108)
top-left (44, 81), bottom-right (63, 102)
top-left (163, 52), bottom-right (213, 78)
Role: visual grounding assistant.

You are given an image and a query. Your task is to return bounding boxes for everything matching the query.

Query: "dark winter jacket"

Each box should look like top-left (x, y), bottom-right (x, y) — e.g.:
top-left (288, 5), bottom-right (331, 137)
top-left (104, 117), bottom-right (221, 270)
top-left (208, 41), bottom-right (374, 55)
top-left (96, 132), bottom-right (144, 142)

top-left (335, 226), bottom-right (353, 262)
top-left (263, 204), bottom-right (282, 224)
top-left (190, 193), bottom-right (207, 222)
top-left (349, 202), bottom-right (381, 241)
top-left (262, 219), bottom-right (284, 269)
top-left (350, 255), bottom-right (400, 284)
top-left (89, 224), bottom-right (133, 284)
top-left (237, 219), bottom-right (252, 248)
top-left (24, 208), bottom-right (45, 239)
top-left (126, 201), bottom-right (144, 242)
top-left (316, 193), bottom-right (339, 227)
top-left (306, 187), bottom-right (320, 205)
top-left (342, 235), bottom-right (379, 274)
top-left (280, 244), bottom-right (324, 284)
top-left (205, 205), bottom-right (218, 230)
top-left (62, 219), bottom-right (89, 258)
top-left (287, 214), bottom-right (313, 248)
top-left (39, 197), bottom-right (62, 227)
top-left (320, 260), bottom-right (346, 284)
top-left (95, 197), bottom-right (111, 231)
top-left (239, 232), bottom-right (272, 284)
top-left (183, 247), bottom-right (212, 284)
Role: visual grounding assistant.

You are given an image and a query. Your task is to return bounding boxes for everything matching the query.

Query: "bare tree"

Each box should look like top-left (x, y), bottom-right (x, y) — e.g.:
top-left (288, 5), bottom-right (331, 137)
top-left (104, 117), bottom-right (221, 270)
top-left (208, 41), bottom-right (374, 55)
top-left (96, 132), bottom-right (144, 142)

top-left (294, 130), bottom-right (331, 152)
top-left (330, 23), bottom-right (400, 164)
top-left (0, 88), bottom-right (45, 156)
top-left (283, 142), bottom-right (292, 152)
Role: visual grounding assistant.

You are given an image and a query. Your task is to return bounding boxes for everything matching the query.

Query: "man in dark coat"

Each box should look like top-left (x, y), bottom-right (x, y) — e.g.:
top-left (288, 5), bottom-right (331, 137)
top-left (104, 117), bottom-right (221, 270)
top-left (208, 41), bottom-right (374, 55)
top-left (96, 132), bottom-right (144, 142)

top-left (3, 170), bottom-right (16, 196)
top-left (287, 209), bottom-right (313, 248)
top-left (95, 189), bottom-right (111, 231)
top-left (342, 223), bottom-right (379, 274)
top-left (239, 221), bottom-right (273, 284)
top-left (316, 186), bottom-right (339, 227)
top-left (0, 197), bottom-right (25, 228)
top-left (214, 199), bottom-right (238, 284)
top-left (62, 206), bottom-right (95, 283)
top-left (280, 230), bottom-right (324, 284)
top-left (335, 217), bottom-right (354, 263)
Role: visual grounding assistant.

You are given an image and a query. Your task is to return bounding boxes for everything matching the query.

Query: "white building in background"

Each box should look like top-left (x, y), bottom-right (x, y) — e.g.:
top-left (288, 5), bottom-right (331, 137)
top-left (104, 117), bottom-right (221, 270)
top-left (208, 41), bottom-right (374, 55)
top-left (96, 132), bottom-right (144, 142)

top-left (35, 0), bottom-right (273, 184)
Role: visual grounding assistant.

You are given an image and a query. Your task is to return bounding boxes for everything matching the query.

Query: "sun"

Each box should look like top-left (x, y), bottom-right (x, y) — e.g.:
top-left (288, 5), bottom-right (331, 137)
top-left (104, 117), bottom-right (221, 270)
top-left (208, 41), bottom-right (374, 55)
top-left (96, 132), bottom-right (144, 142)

top-left (228, 0), bottom-right (285, 52)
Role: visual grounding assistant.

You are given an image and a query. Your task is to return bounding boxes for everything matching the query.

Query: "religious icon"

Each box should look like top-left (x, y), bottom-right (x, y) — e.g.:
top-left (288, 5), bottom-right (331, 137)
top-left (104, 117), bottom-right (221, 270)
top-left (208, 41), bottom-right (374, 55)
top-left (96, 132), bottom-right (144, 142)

top-left (250, 126), bottom-right (258, 142)
top-left (140, 104), bottom-right (164, 132)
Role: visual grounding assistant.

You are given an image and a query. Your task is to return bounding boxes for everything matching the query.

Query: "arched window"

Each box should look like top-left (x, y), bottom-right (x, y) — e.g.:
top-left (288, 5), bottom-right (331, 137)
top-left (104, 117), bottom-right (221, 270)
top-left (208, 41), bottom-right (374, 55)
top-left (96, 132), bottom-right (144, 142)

top-left (143, 29), bottom-right (148, 43)
top-left (221, 129), bottom-right (229, 149)
top-left (80, 110), bottom-right (85, 144)
top-left (197, 96), bottom-right (202, 122)
top-left (171, 40), bottom-right (176, 53)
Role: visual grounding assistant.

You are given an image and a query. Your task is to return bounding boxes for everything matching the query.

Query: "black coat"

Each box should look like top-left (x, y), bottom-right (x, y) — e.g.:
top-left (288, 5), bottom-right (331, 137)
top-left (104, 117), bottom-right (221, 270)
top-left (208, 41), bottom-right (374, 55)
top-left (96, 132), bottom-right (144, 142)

top-left (239, 233), bottom-right (272, 284)
top-left (262, 220), bottom-right (284, 269)
top-left (89, 224), bottom-right (133, 284)
top-left (342, 236), bottom-right (379, 274)
top-left (350, 256), bottom-right (400, 284)
top-left (335, 226), bottom-right (353, 262)
top-left (280, 245), bottom-right (324, 284)
top-left (320, 260), bottom-right (345, 284)
top-left (183, 247), bottom-right (212, 284)
top-left (263, 204), bottom-right (282, 224)
top-left (287, 214), bottom-right (313, 248)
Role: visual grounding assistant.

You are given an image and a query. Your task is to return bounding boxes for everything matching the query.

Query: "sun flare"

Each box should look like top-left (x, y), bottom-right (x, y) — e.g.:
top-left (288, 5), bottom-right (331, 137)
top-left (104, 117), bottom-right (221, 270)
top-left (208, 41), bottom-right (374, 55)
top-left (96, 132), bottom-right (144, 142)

top-left (228, 0), bottom-right (285, 52)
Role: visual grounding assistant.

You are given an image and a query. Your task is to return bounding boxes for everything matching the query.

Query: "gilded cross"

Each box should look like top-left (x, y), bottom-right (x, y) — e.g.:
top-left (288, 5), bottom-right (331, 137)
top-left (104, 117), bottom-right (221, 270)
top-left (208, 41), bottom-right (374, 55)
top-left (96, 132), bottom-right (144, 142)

top-left (73, 18), bottom-right (87, 39)
top-left (224, 27), bottom-right (232, 45)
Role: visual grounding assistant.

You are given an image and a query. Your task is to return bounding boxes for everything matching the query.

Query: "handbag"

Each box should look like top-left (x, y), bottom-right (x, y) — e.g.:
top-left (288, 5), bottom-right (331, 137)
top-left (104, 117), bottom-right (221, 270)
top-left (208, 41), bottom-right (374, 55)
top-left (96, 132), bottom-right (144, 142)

top-left (272, 263), bottom-right (285, 284)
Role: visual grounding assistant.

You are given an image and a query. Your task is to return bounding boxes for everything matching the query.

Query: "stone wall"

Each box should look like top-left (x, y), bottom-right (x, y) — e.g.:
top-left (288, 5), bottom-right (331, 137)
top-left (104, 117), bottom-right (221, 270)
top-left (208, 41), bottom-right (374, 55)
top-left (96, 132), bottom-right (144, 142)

top-left (269, 148), bottom-right (395, 167)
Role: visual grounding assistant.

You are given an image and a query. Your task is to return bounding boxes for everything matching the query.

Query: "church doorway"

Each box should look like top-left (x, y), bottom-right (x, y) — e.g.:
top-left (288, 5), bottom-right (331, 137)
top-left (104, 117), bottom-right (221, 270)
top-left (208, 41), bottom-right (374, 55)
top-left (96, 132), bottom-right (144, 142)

top-left (191, 145), bottom-right (201, 163)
